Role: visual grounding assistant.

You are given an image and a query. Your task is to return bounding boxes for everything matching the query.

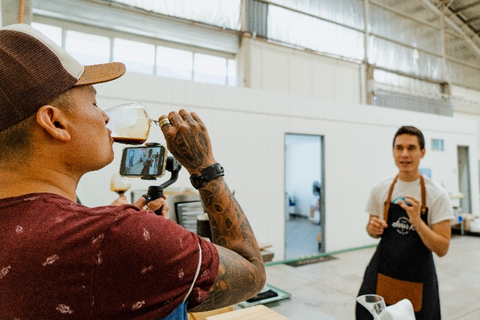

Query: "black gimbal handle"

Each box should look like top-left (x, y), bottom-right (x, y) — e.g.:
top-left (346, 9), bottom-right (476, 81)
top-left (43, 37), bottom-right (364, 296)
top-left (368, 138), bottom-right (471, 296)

top-left (145, 156), bottom-right (182, 215)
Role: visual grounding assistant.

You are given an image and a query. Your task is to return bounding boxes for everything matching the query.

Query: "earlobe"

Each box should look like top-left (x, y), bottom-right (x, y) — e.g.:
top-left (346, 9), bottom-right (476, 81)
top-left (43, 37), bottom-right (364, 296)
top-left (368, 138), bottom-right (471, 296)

top-left (36, 105), bottom-right (71, 142)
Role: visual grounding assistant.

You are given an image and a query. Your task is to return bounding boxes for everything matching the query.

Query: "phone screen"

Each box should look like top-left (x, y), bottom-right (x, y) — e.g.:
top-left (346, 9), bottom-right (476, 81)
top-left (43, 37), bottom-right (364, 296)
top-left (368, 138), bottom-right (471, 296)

top-left (119, 145), bottom-right (167, 178)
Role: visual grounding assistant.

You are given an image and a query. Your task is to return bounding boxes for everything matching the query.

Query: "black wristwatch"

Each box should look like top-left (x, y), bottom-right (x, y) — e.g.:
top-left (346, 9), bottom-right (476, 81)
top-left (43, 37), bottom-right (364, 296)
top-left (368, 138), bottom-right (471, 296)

top-left (190, 163), bottom-right (224, 189)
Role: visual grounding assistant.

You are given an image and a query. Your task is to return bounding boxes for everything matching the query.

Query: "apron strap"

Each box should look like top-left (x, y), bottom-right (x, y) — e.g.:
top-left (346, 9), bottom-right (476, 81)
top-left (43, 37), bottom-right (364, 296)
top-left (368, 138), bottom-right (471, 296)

top-left (419, 175), bottom-right (427, 214)
top-left (383, 175), bottom-right (398, 222)
top-left (384, 174), bottom-right (427, 222)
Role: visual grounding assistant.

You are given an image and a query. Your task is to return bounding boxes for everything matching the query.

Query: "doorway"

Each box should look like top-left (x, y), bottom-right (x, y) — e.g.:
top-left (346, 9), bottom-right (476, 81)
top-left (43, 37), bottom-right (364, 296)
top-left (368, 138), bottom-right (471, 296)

top-left (457, 146), bottom-right (472, 213)
top-left (284, 134), bottom-right (325, 260)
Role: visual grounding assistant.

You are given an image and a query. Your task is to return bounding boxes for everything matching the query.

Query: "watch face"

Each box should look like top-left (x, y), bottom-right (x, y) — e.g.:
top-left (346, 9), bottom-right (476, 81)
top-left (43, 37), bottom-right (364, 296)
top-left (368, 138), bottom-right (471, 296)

top-left (190, 174), bottom-right (204, 189)
top-left (215, 164), bottom-right (224, 174)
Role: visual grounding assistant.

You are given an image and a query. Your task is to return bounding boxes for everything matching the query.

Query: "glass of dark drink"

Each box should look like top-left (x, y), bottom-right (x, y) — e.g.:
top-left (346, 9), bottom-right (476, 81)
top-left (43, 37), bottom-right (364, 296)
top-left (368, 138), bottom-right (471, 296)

top-left (110, 173), bottom-right (131, 196)
top-left (105, 102), bottom-right (158, 145)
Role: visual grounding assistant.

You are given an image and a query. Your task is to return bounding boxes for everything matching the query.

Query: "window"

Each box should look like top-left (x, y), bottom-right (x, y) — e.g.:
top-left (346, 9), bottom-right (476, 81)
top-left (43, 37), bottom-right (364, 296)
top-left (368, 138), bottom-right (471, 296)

top-left (432, 139), bottom-right (444, 151)
top-left (114, 38), bottom-right (155, 75)
top-left (267, 5), bottom-right (364, 61)
top-left (227, 59), bottom-right (237, 86)
top-left (194, 53), bottom-right (227, 85)
top-left (110, 0), bottom-right (241, 30)
top-left (156, 46), bottom-right (193, 80)
top-left (31, 22), bottom-right (236, 86)
top-left (65, 30), bottom-right (110, 65)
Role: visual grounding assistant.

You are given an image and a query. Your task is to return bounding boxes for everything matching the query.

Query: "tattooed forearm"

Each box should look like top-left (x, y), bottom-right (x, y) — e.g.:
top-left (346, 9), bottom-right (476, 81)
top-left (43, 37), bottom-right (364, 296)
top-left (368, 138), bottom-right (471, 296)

top-left (162, 110), bottom-right (266, 312)
top-left (200, 180), bottom-right (243, 244)
top-left (191, 177), bottom-right (266, 310)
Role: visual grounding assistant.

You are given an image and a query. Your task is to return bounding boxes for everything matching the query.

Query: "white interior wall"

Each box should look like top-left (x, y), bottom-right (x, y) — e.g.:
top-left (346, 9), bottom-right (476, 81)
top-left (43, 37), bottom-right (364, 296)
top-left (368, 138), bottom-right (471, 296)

top-left (452, 85), bottom-right (480, 160)
top-left (241, 38), bottom-right (364, 104)
top-left (77, 72), bottom-right (478, 261)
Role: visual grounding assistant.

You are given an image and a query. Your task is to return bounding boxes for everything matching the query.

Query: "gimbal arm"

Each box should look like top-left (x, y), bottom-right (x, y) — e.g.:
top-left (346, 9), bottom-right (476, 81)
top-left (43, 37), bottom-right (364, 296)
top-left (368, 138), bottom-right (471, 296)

top-left (145, 156), bottom-right (182, 215)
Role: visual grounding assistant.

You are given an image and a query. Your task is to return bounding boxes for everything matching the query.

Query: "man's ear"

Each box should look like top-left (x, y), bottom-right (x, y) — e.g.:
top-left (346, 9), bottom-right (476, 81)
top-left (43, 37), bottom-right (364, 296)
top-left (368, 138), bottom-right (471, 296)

top-left (36, 105), bottom-right (71, 142)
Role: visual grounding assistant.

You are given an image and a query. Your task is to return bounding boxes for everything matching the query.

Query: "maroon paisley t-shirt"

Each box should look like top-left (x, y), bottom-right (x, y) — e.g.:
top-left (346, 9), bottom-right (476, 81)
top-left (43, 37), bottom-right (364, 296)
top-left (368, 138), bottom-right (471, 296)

top-left (0, 193), bottom-right (219, 319)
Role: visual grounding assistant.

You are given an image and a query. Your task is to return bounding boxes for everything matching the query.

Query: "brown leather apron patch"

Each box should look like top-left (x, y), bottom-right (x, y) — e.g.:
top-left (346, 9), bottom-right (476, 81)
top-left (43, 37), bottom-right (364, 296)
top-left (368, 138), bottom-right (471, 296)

top-left (377, 273), bottom-right (423, 312)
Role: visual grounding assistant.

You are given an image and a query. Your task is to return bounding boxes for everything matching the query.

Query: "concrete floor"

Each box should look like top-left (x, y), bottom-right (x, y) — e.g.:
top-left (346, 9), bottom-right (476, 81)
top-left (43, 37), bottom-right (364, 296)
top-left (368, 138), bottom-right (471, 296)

top-left (261, 234), bottom-right (480, 319)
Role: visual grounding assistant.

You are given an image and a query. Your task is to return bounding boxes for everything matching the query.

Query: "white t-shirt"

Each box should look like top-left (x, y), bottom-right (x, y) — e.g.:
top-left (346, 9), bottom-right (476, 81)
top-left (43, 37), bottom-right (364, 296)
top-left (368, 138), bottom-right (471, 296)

top-left (365, 174), bottom-right (454, 226)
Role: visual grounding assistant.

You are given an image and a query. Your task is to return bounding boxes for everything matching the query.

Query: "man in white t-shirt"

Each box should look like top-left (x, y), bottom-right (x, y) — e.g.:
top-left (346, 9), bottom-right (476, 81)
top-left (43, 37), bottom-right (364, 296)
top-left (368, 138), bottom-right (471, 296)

top-left (356, 126), bottom-right (453, 320)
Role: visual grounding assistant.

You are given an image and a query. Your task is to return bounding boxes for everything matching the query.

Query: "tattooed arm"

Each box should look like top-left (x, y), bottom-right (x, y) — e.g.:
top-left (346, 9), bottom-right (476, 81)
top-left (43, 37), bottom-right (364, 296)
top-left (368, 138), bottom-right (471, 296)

top-left (160, 110), bottom-right (266, 310)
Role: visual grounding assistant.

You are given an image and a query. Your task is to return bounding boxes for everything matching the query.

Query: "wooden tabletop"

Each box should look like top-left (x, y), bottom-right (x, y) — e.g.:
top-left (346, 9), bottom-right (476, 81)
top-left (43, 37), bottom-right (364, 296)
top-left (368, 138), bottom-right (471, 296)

top-left (206, 305), bottom-right (289, 320)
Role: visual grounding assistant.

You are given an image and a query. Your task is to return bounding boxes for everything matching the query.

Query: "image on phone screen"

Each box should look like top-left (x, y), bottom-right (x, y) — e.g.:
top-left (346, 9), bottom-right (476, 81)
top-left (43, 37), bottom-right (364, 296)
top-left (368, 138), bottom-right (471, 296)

top-left (120, 145), bottom-right (166, 177)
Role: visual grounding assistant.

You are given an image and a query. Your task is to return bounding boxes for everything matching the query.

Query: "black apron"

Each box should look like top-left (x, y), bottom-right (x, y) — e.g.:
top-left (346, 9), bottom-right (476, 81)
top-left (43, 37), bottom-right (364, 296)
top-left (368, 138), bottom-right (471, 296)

top-left (356, 175), bottom-right (440, 320)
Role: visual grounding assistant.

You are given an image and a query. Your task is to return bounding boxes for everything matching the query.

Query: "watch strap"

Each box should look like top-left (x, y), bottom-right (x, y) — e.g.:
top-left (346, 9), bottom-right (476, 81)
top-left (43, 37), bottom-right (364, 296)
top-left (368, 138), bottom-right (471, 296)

top-left (190, 163), bottom-right (224, 189)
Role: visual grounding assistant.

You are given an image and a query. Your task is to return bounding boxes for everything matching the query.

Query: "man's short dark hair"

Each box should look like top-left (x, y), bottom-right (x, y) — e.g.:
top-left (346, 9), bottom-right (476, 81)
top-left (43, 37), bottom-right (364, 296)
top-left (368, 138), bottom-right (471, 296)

top-left (0, 114), bottom-right (36, 161)
top-left (392, 126), bottom-right (425, 150)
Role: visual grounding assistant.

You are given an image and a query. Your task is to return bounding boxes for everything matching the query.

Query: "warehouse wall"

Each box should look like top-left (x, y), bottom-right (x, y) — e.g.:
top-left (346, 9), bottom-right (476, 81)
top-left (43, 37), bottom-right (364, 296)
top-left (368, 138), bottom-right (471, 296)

top-left (452, 85), bottom-right (480, 159)
top-left (239, 38), bottom-right (365, 105)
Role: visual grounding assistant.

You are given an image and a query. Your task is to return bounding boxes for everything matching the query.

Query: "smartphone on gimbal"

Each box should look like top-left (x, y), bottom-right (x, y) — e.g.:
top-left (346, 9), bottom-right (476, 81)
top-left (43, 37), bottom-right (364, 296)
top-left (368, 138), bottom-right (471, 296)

top-left (119, 144), bottom-right (167, 178)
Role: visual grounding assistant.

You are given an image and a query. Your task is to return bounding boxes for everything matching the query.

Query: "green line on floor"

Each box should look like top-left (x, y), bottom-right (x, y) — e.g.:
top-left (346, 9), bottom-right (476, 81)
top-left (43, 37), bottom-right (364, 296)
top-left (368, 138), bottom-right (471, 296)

top-left (265, 244), bottom-right (378, 267)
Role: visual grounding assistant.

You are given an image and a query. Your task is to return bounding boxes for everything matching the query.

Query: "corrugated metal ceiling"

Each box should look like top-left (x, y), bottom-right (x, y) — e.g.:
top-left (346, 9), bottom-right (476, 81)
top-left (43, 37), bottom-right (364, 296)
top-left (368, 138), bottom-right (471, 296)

top-left (444, 0), bottom-right (480, 36)
top-left (379, 0), bottom-right (480, 56)
top-left (431, 0), bottom-right (480, 46)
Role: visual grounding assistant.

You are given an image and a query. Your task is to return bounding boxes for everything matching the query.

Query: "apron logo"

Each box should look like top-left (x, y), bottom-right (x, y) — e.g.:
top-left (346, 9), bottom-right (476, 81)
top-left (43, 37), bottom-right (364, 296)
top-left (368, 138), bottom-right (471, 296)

top-left (392, 216), bottom-right (415, 235)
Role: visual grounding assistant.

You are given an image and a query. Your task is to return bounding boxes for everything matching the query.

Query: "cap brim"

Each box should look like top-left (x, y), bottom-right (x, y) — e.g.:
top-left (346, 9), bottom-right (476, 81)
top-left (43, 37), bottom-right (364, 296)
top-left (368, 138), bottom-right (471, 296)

top-left (75, 62), bottom-right (126, 86)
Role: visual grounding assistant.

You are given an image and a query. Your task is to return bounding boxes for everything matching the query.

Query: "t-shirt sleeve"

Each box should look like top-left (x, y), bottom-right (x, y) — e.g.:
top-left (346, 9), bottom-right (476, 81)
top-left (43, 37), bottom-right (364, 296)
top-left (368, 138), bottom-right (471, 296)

top-left (365, 183), bottom-right (382, 217)
top-left (92, 206), bottom-right (219, 318)
top-left (185, 237), bottom-right (219, 307)
top-left (430, 190), bottom-right (454, 225)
